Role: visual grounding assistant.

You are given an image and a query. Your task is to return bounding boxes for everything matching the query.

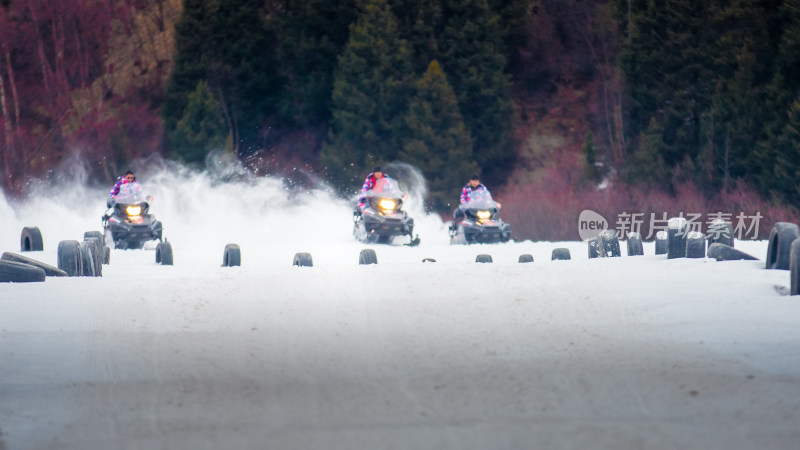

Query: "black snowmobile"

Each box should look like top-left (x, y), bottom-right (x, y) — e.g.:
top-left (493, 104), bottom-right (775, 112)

top-left (353, 177), bottom-right (420, 245)
top-left (102, 182), bottom-right (163, 249)
top-left (449, 189), bottom-right (511, 244)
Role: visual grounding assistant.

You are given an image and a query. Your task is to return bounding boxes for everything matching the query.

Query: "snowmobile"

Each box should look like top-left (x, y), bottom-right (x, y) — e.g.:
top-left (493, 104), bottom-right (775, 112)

top-left (449, 189), bottom-right (511, 244)
top-left (353, 177), bottom-right (420, 245)
top-left (102, 182), bottom-right (163, 249)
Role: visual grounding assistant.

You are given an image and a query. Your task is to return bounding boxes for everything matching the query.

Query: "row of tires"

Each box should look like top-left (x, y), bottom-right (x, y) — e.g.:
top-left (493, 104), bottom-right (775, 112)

top-left (585, 220), bottom-right (800, 296)
top-left (221, 247), bottom-right (574, 268)
top-left (587, 219), bottom-right (754, 261)
top-left (2, 227), bottom-right (174, 282)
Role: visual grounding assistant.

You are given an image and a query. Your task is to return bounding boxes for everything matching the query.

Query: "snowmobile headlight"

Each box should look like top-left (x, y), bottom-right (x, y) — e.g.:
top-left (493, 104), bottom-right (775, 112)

top-left (379, 199), bottom-right (396, 211)
top-left (477, 210), bottom-right (491, 220)
top-left (126, 205), bottom-right (142, 216)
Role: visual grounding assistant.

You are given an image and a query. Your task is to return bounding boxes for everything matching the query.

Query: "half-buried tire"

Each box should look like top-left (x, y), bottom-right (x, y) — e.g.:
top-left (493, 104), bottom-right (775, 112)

top-left (667, 218), bottom-right (688, 259)
top-left (588, 237), bottom-right (601, 259)
top-left (475, 254), bottom-right (493, 263)
top-left (599, 230), bottom-right (621, 257)
top-left (0, 260), bottom-right (46, 283)
top-left (626, 232), bottom-right (644, 256)
top-left (655, 231), bottom-right (668, 255)
top-left (293, 252), bottom-right (313, 267)
top-left (84, 230), bottom-right (105, 247)
top-left (706, 219), bottom-right (734, 248)
top-left (20, 226), bottom-right (43, 252)
top-left (359, 249), bottom-right (377, 265)
top-left (83, 238), bottom-right (103, 277)
top-left (552, 248), bottom-right (571, 260)
top-left (707, 243), bottom-right (758, 262)
top-left (518, 254), bottom-right (534, 263)
top-left (223, 244), bottom-right (241, 267)
top-left (79, 241), bottom-right (96, 277)
top-left (766, 222), bottom-right (800, 270)
top-left (156, 242), bottom-right (174, 266)
top-left (57, 240), bottom-right (82, 277)
top-left (685, 231), bottom-right (706, 259)
top-left (1, 252), bottom-right (67, 276)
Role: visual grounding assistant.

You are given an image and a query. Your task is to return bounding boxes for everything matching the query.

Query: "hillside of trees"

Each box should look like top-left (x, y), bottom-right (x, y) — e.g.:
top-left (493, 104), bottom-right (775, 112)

top-left (0, 0), bottom-right (798, 238)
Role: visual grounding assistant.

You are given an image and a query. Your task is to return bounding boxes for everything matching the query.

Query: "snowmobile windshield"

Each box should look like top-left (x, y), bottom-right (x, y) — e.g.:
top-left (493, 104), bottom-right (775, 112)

top-left (463, 189), bottom-right (497, 209)
top-left (115, 182), bottom-right (147, 205)
top-left (366, 177), bottom-right (404, 199)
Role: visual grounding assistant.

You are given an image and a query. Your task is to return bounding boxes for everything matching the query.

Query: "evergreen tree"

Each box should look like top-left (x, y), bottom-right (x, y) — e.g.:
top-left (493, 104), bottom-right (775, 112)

top-left (171, 81), bottom-right (228, 164)
top-left (164, 0), bottom-right (280, 159)
top-left (755, 0), bottom-right (800, 199)
top-left (437, 0), bottom-right (516, 187)
top-left (272, 0), bottom-right (359, 126)
top-left (401, 60), bottom-right (476, 211)
top-left (321, 0), bottom-right (414, 190)
top-left (771, 97), bottom-right (800, 204)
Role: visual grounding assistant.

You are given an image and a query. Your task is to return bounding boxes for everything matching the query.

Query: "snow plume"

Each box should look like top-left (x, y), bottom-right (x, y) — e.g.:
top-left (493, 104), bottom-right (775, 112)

top-left (0, 154), bottom-right (450, 254)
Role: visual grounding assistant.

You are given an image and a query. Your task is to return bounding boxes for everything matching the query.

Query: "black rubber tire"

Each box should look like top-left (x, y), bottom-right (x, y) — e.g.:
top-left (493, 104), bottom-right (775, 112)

top-left (518, 254), bottom-right (534, 263)
top-left (655, 231), bottom-right (668, 255)
top-left (551, 248), bottom-right (571, 260)
top-left (20, 226), bottom-right (43, 252)
top-left (359, 249), bottom-right (377, 265)
top-left (475, 254), bottom-right (493, 263)
top-left (103, 246), bottom-right (111, 265)
top-left (766, 222), bottom-right (800, 270)
top-left (83, 238), bottom-right (103, 277)
top-left (599, 230), bottom-right (621, 257)
top-left (707, 243), bottom-right (758, 261)
top-left (79, 241), bottom-right (96, 277)
top-left (156, 242), bottom-right (174, 266)
top-left (84, 230), bottom-right (104, 247)
top-left (626, 232), bottom-right (644, 256)
top-left (588, 237), bottom-right (601, 259)
top-left (1, 252), bottom-right (67, 276)
top-left (706, 219), bottom-right (734, 248)
top-left (667, 218), bottom-right (688, 259)
top-left (57, 240), bottom-right (82, 277)
top-left (223, 244), bottom-right (242, 267)
top-left (293, 252), bottom-right (313, 267)
top-left (0, 260), bottom-right (46, 283)
top-left (791, 239), bottom-right (800, 295)
top-left (685, 231), bottom-right (706, 259)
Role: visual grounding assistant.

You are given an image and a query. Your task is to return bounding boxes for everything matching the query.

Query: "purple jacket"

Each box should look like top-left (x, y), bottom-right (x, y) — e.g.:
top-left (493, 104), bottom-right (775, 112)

top-left (361, 172), bottom-right (388, 194)
top-left (460, 183), bottom-right (487, 204)
top-left (109, 176), bottom-right (136, 197)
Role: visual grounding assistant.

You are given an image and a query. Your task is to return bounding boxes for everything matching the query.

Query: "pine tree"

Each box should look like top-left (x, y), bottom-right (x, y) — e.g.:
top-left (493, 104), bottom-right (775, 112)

top-left (401, 60), bottom-right (476, 211)
top-left (771, 97), bottom-right (800, 204)
top-left (164, 0), bottom-right (280, 158)
top-left (171, 80), bottom-right (228, 164)
top-left (321, 0), bottom-right (414, 190)
top-left (272, 0), bottom-right (359, 126)
top-left (437, 0), bottom-right (515, 187)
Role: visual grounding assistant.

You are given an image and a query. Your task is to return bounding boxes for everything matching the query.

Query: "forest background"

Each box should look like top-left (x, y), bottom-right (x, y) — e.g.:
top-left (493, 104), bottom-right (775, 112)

top-left (0, 0), bottom-right (798, 240)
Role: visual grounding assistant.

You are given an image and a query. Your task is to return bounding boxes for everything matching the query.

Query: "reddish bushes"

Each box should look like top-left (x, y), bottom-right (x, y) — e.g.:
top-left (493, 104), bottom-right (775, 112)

top-left (501, 173), bottom-right (799, 242)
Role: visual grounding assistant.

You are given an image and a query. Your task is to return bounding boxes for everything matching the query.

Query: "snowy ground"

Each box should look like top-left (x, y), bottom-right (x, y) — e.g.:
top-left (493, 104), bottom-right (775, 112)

top-left (1, 165), bottom-right (799, 450)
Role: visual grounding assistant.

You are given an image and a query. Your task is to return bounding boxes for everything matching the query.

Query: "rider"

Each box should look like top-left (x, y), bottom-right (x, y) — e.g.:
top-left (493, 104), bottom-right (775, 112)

top-left (454, 174), bottom-right (500, 219)
top-left (107, 170), bottom-right (136, 208)
top-left (358, 166), bottom-right (386, 210)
